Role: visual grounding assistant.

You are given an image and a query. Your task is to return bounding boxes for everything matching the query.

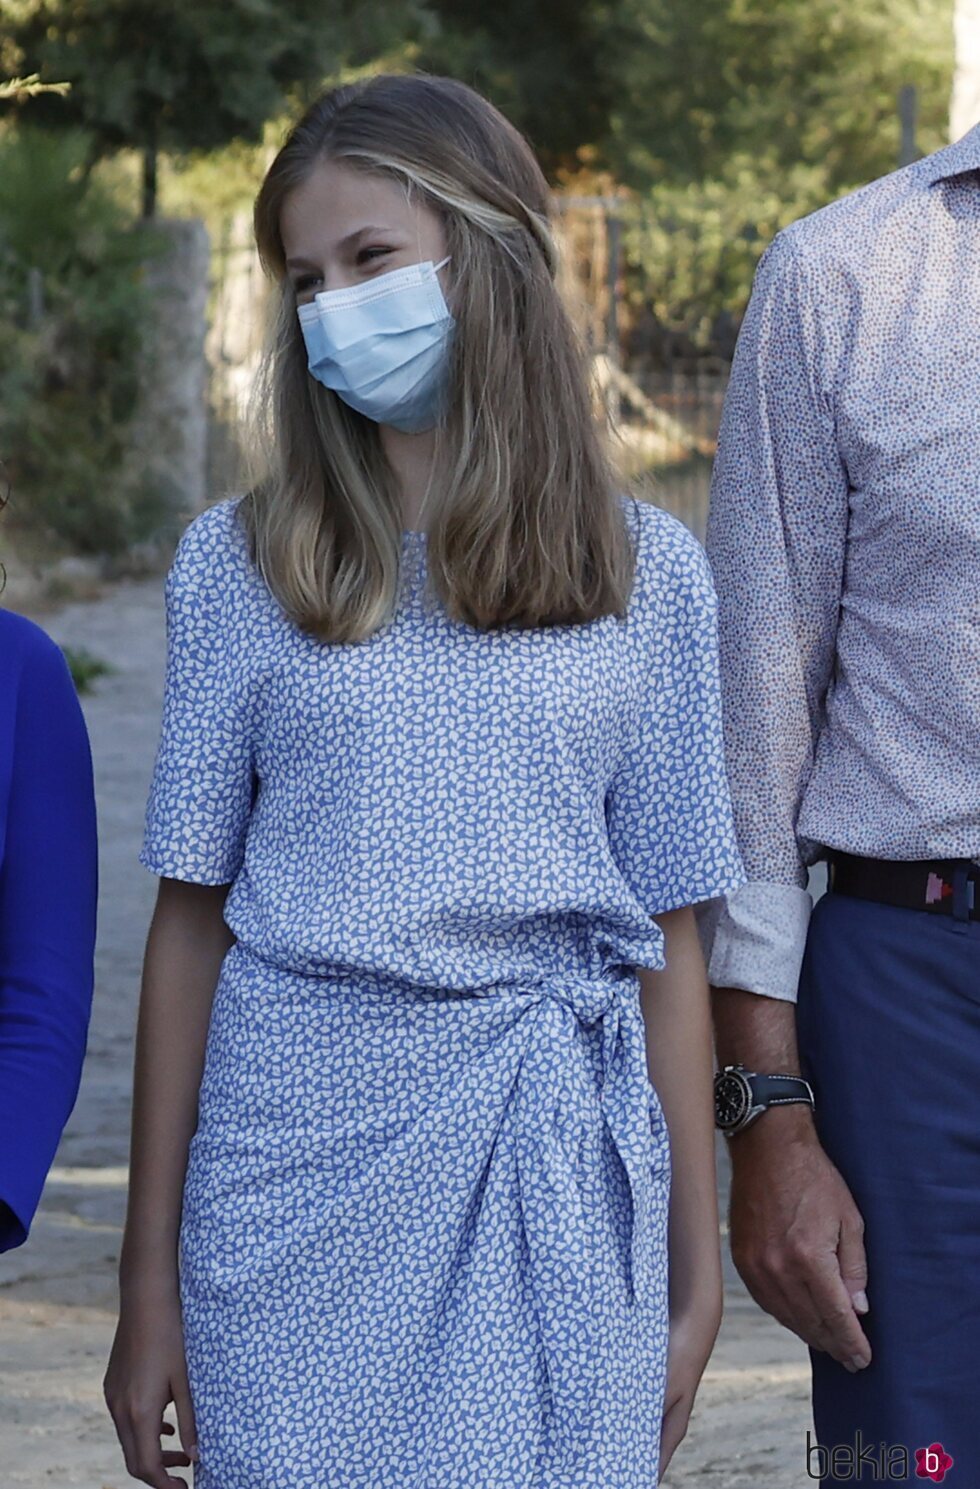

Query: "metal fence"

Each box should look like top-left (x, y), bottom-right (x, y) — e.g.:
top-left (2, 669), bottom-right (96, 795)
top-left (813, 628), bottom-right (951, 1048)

top-left (618, 364), bottom-right (729, 542)
top-left (554, 195), bottom-right (729, 542)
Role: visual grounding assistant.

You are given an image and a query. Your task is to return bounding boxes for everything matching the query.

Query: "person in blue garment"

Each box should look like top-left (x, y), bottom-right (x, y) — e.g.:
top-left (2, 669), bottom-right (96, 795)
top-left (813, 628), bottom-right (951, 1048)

top-left (0, 493), bottom-right (99, 1252)
top-left (103, 74), bottom-right (747, 1489)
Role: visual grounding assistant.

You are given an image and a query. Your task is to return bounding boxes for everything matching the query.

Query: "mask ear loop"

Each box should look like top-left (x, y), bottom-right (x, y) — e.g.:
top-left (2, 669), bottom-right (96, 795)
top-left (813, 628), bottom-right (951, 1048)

top-left (412, 247), bottom-right (448, 536)
top-left (402, 192), bottom-right (448, 545)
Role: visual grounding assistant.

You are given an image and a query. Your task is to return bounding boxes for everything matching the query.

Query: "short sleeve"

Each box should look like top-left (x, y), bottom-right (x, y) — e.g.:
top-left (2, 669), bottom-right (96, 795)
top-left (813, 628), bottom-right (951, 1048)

top-left (139, 513), bottom-right (256, 885)
top-left (604, 508), bottom-right (747, 918)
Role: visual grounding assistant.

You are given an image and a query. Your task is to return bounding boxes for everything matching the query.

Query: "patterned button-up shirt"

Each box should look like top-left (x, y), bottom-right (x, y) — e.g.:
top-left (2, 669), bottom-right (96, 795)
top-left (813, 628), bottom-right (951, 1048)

top-left (695, 124), bottom-right (980, 1003)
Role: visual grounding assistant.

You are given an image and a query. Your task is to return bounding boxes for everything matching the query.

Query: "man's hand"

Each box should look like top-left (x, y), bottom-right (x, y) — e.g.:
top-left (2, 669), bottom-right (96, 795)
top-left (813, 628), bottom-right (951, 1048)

top-left (727, 1104), bottom-right (871, 1371)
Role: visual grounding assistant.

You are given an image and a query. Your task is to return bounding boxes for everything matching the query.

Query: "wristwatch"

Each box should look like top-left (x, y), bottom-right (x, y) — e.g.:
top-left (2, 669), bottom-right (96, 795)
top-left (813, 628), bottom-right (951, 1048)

top-left (713, 1064), bottom-right (815, 1137)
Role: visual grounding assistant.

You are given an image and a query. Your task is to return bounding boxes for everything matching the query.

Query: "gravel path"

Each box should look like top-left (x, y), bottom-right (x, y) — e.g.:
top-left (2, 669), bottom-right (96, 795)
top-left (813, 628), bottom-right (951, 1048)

top-left (0, 574), bottom-right (814, 1487)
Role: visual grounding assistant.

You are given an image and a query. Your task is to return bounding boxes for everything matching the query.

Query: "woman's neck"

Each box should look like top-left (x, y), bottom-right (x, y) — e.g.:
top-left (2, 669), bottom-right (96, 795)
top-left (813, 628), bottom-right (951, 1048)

top-left (379, 425), bottom-right (437, 531)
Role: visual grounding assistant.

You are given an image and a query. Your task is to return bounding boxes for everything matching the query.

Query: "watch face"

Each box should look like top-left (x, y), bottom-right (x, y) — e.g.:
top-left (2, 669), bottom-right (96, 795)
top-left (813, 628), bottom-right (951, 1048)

top-left (715, 1070), bottom-right (751, 1131)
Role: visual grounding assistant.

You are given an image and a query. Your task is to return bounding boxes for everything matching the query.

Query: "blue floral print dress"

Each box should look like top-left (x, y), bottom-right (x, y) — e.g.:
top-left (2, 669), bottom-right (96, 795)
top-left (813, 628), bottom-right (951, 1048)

top-left (139, 491), bottom-right (746, 1489)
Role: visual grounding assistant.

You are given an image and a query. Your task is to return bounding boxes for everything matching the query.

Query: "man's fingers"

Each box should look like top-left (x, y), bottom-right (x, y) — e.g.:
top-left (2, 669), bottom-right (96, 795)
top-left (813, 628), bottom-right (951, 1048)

top-left (837, 1206), bottom-right (869, 1312)
top-left (728, 1140), bottom-right (875, 1370)
top-left (735, 1262), bottom-right (828, 1352)
top-left (802, 1265), bottom-right (872, 1368)
top-left (763, 1230), bottom-right (871, 1365)
top-left (737, 1244), bottom-right (871, 1368)
top-left (761, 1276), bottom-right (840, 1355)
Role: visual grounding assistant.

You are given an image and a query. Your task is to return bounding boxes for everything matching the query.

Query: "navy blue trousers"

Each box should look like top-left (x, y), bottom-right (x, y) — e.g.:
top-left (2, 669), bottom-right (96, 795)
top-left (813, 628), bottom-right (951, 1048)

top-left (795, 883), bottom-right (980, 1485)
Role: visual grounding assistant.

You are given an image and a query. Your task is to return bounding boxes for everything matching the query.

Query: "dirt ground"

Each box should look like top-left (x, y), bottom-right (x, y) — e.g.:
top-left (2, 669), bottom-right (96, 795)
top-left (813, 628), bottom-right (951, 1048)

top-left (0, 573), bottom-right (815, 1487)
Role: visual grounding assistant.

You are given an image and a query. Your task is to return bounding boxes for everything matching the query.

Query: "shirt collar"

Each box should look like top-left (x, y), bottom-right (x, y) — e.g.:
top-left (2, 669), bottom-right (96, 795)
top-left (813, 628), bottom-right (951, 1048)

top-left (921, 122), bottom-right (980, 182)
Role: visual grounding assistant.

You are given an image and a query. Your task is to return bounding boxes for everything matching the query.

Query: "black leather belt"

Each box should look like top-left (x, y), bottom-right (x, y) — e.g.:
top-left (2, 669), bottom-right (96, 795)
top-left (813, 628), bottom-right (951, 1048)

top-left (827, 851), bottom-right (980, 920)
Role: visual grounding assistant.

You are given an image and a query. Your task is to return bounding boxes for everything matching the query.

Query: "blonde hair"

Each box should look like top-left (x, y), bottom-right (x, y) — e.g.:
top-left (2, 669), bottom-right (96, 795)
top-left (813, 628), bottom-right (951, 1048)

top-left (244, 71), bottom-right (636, 641)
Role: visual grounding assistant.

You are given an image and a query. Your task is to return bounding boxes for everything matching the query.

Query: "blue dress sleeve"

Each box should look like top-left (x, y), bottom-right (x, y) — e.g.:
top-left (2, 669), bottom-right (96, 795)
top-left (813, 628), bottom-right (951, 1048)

top-left (139, 514), bottom-right (256, 884)
top-left (0, 628), bottom-right (98, 1252)
top-left (604, 507), bottom-right (747, 918)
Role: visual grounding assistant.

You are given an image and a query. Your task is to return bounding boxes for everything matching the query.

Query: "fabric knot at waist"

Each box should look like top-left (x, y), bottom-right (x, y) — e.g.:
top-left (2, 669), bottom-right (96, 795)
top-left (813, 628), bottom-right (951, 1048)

top-left (501, 969), bottom-right (671, 1466)
top-left (508, 970), bottom-right (668, 1306)
top-left (540, 973), bottom-right (619, 1026)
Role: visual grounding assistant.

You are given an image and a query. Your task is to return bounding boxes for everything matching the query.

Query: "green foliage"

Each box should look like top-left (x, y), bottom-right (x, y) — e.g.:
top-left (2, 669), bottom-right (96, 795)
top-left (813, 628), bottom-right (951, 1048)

top-left (604, 0), bottom-right (953, 190)
top-left (620, 153), bottom-right (835, 350)
top-left (61, 642), bottom-right (112, 693)
top-left (2, 0), bottom-right (960, 374)
top-left (414, 0), bottom-right (953, 193)
top-left (0, 126), bottom-right (170, 554)
top-left (5, 0), bottom-right (427, 211)
top-left (604, 0), bottom-right (954, 352)
top-left (414, 0), bottom-right (954, 353)
top-left (412, 0), bottom-right (614, 178)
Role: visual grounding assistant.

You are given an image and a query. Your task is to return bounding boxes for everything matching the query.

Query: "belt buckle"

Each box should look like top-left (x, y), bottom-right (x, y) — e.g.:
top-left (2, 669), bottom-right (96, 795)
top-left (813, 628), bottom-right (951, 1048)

top-left (924, 870), bottom-right (953, 909)
top-left (955, 862), bottom-right (979, 919)
top-left (930, 862), bottom-right (980, 920)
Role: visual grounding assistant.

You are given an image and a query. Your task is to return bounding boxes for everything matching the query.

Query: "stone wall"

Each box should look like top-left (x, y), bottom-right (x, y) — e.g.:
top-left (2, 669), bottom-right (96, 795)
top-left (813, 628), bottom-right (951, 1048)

top-left (125, 216), bottom-right (211, 532)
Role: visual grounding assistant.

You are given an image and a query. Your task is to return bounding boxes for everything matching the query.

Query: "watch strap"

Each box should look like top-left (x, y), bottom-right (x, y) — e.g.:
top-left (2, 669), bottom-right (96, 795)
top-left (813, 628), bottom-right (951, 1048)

top-left (748, 1072), bottom-right (814, 1108)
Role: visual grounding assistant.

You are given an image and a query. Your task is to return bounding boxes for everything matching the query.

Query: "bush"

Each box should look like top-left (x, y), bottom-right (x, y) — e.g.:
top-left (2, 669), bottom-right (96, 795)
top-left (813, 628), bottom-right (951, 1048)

top-left (61, 643), bottom-right (113, 694)
top-left (0, 126), bottom-right (171, 556)
top-left (619, 154), bottom-right (842, 359)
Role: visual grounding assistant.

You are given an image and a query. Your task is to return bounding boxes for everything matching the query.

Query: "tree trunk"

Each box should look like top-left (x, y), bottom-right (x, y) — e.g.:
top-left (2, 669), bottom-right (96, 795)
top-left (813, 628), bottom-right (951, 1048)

top-left (141, 124), bottom-right (158, 219)
top-left (951, 0), bottom-right (980, 141)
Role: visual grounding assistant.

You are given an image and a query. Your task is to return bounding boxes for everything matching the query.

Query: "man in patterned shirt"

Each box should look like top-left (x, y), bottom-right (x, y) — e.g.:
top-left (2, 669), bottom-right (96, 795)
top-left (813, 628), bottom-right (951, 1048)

top-left (696, 122), bottom-right (980, 1479)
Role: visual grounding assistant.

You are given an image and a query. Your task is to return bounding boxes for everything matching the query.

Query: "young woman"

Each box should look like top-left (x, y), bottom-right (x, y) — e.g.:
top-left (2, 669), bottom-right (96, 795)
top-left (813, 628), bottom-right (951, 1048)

top-left (104, 73), bottom-right (746, 1489)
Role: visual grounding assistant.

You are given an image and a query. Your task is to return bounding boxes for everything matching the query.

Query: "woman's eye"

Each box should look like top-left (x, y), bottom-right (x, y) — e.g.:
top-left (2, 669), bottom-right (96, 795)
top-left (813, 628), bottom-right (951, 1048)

top-left (293, 249), bottom-right (392, 295)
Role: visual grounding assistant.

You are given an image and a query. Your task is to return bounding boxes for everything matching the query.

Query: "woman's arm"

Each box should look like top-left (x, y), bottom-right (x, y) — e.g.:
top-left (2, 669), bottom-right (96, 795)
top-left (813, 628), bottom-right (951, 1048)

top-left (106, 505), bottom-right (255, 1482)
top-left (118, 877), bottom-right (234, 1294)
top-left (105, 876), bottom-right (233, 1487)
top-left (639, 903), bottom-right (722, 1480)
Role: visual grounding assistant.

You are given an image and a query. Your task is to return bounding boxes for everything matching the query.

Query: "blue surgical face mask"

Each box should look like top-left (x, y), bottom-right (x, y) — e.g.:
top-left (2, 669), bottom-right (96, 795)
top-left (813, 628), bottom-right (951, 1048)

top-left (297, 255), bottom-right (454, 433)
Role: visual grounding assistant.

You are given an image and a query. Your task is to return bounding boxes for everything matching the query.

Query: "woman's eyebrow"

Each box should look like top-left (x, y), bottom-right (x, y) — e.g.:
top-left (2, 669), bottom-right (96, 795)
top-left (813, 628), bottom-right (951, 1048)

top-left (339, 223), bottom-right (399, 247)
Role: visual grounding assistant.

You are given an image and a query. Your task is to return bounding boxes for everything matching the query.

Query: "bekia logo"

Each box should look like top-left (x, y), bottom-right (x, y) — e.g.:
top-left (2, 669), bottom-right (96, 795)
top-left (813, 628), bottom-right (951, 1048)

top-left (915, 1443), bottom-right (954, 1482)
top-left (806, 1431), bottom-right (955, 1481)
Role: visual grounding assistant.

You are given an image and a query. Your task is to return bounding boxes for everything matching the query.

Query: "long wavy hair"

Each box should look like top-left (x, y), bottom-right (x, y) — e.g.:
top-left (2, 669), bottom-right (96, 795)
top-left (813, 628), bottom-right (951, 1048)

top-left (243, 72), bottom-right (636, 642)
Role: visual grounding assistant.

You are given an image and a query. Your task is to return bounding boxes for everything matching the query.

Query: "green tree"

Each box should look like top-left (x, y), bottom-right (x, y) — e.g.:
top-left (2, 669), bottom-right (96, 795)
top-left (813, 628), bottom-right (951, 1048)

top-left (602, 0), bottom-right (953, 190)
top-left (416, 0), bottom-right (952, 192)
top-left (416, 0), bottom-right (953, 353)
top-left (3, 0), bottom-right (424, 215)
top-left (413, 0), bottom-right (614, 178)
top-left (609, 0), bottom-right (954, 352)
top-left (0, 126), bottom-right (169, 553)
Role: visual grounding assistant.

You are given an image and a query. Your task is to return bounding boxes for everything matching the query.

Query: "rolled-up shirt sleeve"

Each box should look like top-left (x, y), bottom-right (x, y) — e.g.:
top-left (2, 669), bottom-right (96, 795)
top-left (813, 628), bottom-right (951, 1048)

top-left (693, 228), bottom-right (852, 1003)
